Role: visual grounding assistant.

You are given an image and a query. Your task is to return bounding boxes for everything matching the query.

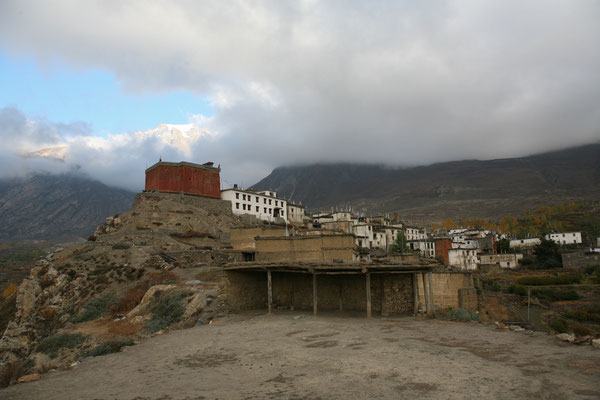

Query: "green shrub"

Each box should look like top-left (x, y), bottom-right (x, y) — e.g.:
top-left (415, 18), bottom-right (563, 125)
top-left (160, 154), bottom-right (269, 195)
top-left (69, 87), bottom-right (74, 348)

top-left (563, 308), bottom-right (600, 324)
top-left (506, 285), bottom-right (527, 296)
top-left (84, 340), bottom-right (134, 357)
top-left (548, 318), bottom-right (569, 333)
top-left (532, 288), bottom-right (580, 301)
top-left (145, 290), bottom-right (191, 333)
top-left (72, 293), bottom-right (116, 323)
top-left (482, 280), bottom-right (502, 292)
top-left (112, 242), bottom-right (131, 250)
top-left (36, 333), bottom-right (86, 358)
top-left (520, 257), bottom-right (534, 266)
top-left (517, 274), bottom-right (581, 286)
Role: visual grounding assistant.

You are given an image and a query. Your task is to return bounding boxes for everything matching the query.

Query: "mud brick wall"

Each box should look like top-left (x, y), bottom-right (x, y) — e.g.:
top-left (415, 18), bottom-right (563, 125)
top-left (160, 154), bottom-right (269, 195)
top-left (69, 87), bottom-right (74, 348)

top-left (255, 235), bottom-right (356, 262)
top-left (458, 288), bottom-right (478, 311)
top-left (224, 271), bottom-right (267, 312)
top-left (226, 271), bottom-right (415, 314)
top-left (416, 272), bottom-right (474, 310)
top-left (230, 227), bottom-right (288, 251)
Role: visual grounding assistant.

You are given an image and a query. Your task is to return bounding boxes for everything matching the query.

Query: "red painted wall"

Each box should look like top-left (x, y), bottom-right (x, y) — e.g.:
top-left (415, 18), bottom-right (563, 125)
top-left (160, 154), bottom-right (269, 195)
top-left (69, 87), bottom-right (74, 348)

top-left (145, 164), bottom-right (221, 198)
top-left (435, 238), bottom-right (452, 265)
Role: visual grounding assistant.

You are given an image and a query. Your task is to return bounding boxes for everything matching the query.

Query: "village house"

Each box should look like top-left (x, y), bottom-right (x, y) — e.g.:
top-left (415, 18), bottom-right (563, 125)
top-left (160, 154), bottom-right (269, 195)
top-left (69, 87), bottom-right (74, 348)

top-left (509, 238), bottom-right (542, 249)
top-left (545, 231), bottom-right (582, 246)
top-left (405, 226), bottom-right (426, 241)
top-left (479, 253), bottom-right (523, 269)
top-left (448, 248), bottom-right (479, 270)
top-left (407, 239), bottom-right (436, 258)
top-left (221, 186), bottom-right (288, 223)
top-left (286, 202), bottom-right (306, 225)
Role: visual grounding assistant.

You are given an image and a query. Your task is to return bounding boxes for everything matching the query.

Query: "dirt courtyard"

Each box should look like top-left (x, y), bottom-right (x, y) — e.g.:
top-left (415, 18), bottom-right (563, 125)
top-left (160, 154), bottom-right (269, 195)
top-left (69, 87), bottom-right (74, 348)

top-left (2, 312), bottom-right (600, 400)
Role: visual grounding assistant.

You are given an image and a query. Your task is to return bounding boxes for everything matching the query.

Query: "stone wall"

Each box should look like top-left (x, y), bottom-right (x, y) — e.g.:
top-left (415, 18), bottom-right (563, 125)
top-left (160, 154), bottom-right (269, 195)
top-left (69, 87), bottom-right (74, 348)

top-left (415, 271), bottom-right (474, 310)
top-left (562, 251), bottom-right (600, 269)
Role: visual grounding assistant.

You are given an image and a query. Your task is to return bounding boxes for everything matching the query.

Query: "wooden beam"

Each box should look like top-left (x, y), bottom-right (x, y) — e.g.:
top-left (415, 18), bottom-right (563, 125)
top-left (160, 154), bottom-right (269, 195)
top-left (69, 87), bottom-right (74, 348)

top-left (267, 270), bottom-right (272, 314)
top-left (412, 273), bottom-right (419, 315)
top-left (421, 272), bottom-right (430, 316)
top-left (366, 272), bottom-right (372, 318)
top-left (313, 273), bottom-right (318, 316)
top-left (427, 271), bottom-right (434, 312)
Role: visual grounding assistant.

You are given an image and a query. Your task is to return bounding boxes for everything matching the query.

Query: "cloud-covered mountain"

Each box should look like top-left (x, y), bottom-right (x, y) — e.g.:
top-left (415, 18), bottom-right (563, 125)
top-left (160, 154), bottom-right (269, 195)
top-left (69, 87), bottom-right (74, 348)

top-left (1, 2), bottom-right (599, 189)
top-left (252, 143), bottom-right (600, 224)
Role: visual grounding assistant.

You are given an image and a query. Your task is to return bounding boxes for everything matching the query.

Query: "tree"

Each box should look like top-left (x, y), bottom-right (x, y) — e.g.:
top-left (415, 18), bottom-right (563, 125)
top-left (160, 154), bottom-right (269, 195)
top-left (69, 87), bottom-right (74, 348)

top-left (533, 239), bottom-right (562, 269)
top-left (496, 238), bottom-right (510, 254)
top-left (391, 231), bottom-right (409, 253)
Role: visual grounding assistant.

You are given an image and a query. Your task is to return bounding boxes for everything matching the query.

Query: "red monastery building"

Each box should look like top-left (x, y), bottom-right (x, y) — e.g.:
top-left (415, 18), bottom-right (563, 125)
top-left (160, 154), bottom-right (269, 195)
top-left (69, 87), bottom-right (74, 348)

top-left (144, 161), bottom-right (221, 199)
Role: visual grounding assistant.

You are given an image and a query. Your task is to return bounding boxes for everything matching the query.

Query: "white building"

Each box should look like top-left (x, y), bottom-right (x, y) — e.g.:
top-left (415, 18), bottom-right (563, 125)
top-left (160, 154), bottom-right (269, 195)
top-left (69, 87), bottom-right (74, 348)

top-left (353, 223), bottom-right (374, 248)
top-left (448, 248), bottom-right (479, 270)
top-left (545, 232), bottom-right (582, 246)
top-left (221, 187), bottom-right (287, 223)
top-left (405, 227), bottom-right (426, 241)
top-left (479, 253), bottom-right (523, 269)
top-left (509, 238), bottom-right (542, 249)
top-left (286, 203), bottom-right (305, 225)
top-left (408, 240), bottom-right (436, 258)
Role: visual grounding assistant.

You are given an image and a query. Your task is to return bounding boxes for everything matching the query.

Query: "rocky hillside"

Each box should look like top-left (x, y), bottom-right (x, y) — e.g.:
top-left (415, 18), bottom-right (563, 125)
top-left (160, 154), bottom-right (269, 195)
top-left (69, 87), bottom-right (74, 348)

top-left (252, 143), bottom-right (600, 224)
top-left (0, 192), bottom-right (258, 385)
top-left (0, 174), bottom-right (136, 242)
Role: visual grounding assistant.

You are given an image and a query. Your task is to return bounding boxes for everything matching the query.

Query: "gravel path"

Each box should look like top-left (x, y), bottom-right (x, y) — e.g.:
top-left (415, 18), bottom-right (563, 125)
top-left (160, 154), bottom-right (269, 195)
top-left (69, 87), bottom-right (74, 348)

top-left (2, 312), bottom-right (600, 399)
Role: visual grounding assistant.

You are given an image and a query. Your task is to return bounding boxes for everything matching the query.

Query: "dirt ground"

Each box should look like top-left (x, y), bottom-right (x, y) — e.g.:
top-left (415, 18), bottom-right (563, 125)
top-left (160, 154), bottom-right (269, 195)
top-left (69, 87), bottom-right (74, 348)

top-left (2, 312), bottom-right (600, 400)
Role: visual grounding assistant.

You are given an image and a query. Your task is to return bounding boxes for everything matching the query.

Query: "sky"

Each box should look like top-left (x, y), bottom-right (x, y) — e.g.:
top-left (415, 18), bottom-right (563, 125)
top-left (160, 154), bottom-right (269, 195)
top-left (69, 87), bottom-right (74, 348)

top-left (0, 1), bottom-right (599, 191)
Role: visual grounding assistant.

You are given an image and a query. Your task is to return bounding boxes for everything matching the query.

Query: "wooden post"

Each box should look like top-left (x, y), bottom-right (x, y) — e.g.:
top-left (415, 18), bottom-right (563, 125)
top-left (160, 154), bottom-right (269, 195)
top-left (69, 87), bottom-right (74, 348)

top-left (412, 273), bottom-right (419, 315)
top-left (428, 271), bottom-right (434, 312)
top-left (267, 270), bottom-right (273, 314)
top-left (421, 273), bottom-right (430, 315)
top-left (290, 282), bottom-right (294, 311)
top-left (339, 283), bottom-right (343, 311)
top-left (313, 273), bottom-right (318, 316)
top-left (366, 272), bottom-right (372, 318)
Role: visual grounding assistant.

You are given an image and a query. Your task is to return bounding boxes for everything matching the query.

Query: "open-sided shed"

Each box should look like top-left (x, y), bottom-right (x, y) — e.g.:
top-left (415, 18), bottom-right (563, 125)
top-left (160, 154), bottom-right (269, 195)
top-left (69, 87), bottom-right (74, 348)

top-left (224, 262), bottom-right (436, 317)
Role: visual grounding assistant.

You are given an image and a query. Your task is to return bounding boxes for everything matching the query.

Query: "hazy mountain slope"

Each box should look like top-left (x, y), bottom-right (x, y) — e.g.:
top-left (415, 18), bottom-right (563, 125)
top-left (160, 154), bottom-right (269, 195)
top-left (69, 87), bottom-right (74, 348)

top-left (0, 174), bottom-right (135, 242)
top-left (252, 144), bottom-right (600, 223)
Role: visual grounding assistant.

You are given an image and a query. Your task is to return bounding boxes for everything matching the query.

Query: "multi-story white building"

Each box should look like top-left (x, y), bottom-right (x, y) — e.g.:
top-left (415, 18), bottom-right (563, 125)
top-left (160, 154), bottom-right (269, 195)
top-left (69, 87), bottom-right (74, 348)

top-left (545, 232), bottom-right (582, 246)
top-left (408, 240), bottom-right (436, 258)
top-left (221, 186), bottom-right (287, 223)
top-left (353, 223), bottom-right (374, 248)
top-left (286, 203), bottom-right (305, 225)
top-left (405, 227), bottom-right (426, 241)
top-left (448, 248), bottom-right (479, 270)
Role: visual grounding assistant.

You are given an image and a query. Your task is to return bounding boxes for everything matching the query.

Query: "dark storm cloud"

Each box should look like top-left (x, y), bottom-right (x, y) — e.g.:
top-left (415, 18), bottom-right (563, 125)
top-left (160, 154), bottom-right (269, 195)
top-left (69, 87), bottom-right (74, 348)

top-left (0, 1), bottom-right (599, 188)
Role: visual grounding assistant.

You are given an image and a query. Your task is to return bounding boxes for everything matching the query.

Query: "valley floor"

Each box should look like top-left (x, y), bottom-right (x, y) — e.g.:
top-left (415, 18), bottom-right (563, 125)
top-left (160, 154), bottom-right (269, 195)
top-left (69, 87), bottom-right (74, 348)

top-left (2, 312), bottom-right (600, 400)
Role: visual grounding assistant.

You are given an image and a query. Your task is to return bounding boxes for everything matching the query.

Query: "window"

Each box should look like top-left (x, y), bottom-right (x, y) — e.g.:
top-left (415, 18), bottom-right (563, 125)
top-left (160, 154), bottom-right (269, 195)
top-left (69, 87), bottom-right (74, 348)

top-left (269, 208), bottom-right (272, 213)
top-left (256, 206), bottom-right (259, 212)
top-left (236, 203), bottom-right (239, 209)
top-left (264, 198), bottom-right (266, 204)
top-left (269, 199), bottom-right (272, 205)
top-left (264, 207), bottom-right (267, 213)
top-left (281, 210), bottom-right (284, 216)
top-left (243, 194), bottom-right (246, 201)
top-left (236, 193), bottom-right (239, 199)
top-left (242, 204), bottom-right (246, 210)
top-left (256, 196), bottom-right (259, 202)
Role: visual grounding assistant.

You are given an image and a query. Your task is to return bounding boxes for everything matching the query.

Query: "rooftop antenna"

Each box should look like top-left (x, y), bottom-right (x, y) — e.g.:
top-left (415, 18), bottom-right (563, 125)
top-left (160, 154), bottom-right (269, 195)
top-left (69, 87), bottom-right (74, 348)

top-left (159, 156), bottom-right (162, 162)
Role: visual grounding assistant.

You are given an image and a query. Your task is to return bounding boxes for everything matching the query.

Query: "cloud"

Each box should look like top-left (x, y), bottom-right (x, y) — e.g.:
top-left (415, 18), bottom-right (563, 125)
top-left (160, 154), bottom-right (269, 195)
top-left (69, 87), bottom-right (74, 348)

top-left (0, 1), bottom-right (599, 188)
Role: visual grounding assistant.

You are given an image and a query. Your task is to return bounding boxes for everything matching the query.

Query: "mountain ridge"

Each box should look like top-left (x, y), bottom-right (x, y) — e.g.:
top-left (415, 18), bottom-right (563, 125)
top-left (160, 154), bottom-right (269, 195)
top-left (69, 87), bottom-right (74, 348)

top-left (251, 143), bottom-right (600, 223)
top-left (0, 173), bottom-right (135, 242)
